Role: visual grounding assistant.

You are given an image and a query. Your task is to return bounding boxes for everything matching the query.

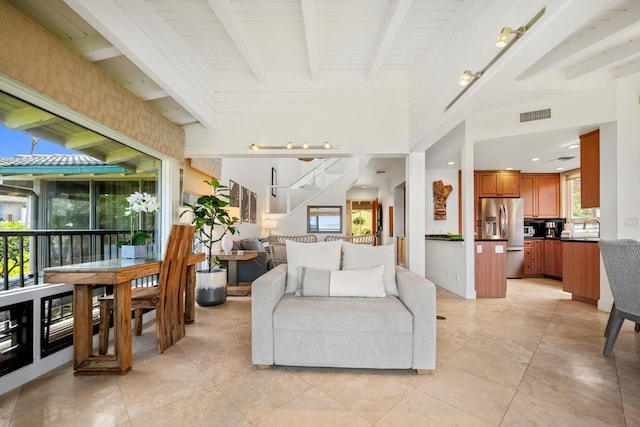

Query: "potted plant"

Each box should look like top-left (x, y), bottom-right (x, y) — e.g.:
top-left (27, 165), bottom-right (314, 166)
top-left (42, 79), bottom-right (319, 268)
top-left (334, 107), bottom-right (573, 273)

top-left (181, 178), bottom-right (240, 306)
top-left (117, 192), bottom-right (160, 258)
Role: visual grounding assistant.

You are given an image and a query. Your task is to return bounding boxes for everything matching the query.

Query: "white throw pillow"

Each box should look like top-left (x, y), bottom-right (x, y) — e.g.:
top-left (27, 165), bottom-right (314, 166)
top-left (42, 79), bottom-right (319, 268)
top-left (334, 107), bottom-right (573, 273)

top-left (285, 240), bottom-right (342, 293)
top-left (296, 266), bottom-right (331, 297)
top-left (329, 265), bottom-right (386, 297)
top-left (341, 242), bottom-right (398, 296)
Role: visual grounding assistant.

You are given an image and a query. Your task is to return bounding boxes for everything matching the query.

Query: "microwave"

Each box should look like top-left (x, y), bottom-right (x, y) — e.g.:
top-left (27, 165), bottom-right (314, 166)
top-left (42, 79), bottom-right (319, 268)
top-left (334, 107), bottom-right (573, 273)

top-left (524, 226), bottom-right (535, 237)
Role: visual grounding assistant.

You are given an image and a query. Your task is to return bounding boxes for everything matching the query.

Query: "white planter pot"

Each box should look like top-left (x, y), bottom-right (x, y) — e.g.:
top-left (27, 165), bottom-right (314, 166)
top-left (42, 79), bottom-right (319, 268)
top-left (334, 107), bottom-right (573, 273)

top-left (121, 245), bottom-right (146, 259)
top-left (195, 268), bottom-right (227, 306)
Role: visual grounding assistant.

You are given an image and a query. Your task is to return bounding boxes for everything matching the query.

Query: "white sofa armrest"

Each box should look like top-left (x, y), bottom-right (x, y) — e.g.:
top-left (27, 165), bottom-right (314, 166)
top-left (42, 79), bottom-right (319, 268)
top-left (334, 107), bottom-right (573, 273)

top-left (396, 266), bottom-right (436, 370)
top-left (251, 263), bottom-right (287, 365)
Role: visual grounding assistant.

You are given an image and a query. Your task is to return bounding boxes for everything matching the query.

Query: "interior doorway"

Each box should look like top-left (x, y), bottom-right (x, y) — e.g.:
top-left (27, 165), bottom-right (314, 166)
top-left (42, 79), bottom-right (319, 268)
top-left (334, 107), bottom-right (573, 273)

top-left (346, 199), bottom-right (379, 239)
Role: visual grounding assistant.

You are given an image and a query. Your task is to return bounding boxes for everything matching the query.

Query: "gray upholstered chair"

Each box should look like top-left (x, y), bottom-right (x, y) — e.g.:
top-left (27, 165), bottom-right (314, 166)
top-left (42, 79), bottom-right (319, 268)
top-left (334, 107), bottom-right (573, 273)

top-left (598, 239), bottom-right (640, 356)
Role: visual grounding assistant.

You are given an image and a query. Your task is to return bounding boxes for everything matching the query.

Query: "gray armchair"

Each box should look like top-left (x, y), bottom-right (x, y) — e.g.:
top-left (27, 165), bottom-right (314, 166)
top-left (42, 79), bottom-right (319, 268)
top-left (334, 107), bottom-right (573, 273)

top-left (598, 239), bottom-right (640, 356)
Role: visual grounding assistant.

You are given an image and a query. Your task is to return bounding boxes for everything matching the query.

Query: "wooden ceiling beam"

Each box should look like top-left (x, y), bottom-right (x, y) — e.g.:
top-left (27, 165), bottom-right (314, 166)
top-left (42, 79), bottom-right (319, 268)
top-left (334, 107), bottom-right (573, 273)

top-left (367, 0), bottom-right (413, 81)
top-left (301, 0), bottom-right (319, 81)
top-left (206, 0), bottom-right (267, 82)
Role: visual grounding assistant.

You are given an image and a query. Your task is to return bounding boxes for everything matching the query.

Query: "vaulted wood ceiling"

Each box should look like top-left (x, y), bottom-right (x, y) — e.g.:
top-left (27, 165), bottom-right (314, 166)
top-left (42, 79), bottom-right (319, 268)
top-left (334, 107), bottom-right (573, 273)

top-left (4, 0), bottom-right (640, 173)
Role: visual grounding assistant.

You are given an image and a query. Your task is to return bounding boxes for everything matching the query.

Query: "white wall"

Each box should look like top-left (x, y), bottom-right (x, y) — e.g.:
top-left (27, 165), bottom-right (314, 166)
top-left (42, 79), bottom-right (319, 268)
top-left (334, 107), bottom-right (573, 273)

top-left (220, 158), bottom-right (277, 239)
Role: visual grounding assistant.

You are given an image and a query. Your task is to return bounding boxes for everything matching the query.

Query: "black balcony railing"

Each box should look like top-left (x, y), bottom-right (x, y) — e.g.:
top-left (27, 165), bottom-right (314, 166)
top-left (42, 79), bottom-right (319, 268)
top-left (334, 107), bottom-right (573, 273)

top-left (0, 229), bottom-right (155, 291)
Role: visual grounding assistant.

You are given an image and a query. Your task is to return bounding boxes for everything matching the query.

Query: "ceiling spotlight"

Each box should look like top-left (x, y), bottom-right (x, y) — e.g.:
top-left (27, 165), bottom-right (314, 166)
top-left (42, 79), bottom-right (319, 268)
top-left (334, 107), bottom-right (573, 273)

top-left (447, 161), bottom-right (455, 165)
top-left (250, 144), bottom-right (259, 151)
top-left (495, 26), bottom-right (525, 48)
top-left (302, 141), bottom-right (309, 149)
top-left (459, 70), bottom-right (482, 86)
top-left (286, 141), bottom-right (293, 149)
top-left (506, 167), bottom-right (513, 170)
top-left (531, 157), bottom-right (540, 162)
top-left (568, 144), bottom-right (579, 149)
top-left (323, 141), bottom-right (331, 149)
top-left (556, 167), bottom-right (565, 171)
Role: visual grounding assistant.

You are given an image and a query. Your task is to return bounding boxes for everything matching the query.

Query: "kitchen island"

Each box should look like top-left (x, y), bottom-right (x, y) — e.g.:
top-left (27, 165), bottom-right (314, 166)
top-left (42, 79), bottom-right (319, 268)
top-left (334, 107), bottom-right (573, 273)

top-left (474, 239), bottom-right (507, 298)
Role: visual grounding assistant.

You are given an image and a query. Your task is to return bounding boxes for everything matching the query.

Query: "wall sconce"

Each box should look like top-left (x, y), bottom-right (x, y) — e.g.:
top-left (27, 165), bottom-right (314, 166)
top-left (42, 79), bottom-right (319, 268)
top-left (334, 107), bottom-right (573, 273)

top-left (249, 141), bottom-right (334, 151)
top-left (495, 26), bottom-right (526, 48)
top-left (459, 70), bottom-right (482, 86)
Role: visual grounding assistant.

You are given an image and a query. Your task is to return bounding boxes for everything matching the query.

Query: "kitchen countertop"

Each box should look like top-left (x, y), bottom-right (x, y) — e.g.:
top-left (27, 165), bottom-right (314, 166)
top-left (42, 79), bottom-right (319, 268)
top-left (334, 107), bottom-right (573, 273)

top-left (425, 234), bottom-right (464, 241)
top-left (525, 236), bottom-right (600, 243)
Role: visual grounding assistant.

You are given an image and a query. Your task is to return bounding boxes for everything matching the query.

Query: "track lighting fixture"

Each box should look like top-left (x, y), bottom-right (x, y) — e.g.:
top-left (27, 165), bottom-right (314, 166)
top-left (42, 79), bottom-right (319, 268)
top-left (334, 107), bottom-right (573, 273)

top-left (249, 141), bottom-right (335, 151)
top-left (495, 26), bottom-right (526, 48)
top-left (459, 70), bottom-right (482, 86)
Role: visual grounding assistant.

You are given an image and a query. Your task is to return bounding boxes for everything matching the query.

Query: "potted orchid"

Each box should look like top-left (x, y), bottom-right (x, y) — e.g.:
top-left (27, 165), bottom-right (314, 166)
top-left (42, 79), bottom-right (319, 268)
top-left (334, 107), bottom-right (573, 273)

top-left (117, 191), bottom-right (160, 258)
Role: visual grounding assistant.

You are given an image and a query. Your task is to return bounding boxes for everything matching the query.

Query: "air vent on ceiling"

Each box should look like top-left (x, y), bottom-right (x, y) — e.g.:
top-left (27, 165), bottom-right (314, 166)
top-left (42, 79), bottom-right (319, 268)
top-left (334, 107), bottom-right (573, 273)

top-left (553, 156), bottom-right (575, 162)
top-left (375, 169), bottom-right (387, 174)
top-left (520, 108), bottom-right (551, 122)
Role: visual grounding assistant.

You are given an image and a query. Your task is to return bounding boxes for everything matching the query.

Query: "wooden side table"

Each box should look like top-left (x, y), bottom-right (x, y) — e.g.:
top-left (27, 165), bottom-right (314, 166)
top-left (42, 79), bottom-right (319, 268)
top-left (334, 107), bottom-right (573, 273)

top-left (215, 250), bottom-right (258, 296)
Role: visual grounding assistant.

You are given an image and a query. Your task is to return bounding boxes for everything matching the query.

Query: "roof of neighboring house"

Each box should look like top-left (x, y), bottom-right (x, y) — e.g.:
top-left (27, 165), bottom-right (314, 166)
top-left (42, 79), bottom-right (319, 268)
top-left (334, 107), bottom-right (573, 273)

top-left (0, 154), bottom-right (131, 174)
top-left (0, 154), bottom-right (104, 167)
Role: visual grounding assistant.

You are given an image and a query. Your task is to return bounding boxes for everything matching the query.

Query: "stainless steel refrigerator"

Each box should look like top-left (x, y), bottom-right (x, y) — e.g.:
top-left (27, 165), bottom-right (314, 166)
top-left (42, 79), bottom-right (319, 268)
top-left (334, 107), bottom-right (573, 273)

top-left (478, 198), bottom-right (524, 278)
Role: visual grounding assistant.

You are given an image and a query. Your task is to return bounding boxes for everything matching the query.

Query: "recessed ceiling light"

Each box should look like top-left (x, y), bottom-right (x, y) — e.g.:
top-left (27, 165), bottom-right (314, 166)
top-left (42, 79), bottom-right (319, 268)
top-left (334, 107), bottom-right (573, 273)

top-left (568, 144), bottom-right (579, 149)
top-left (447, 161), bottom-right (455, 165)
top-left (362, 185), bottom-right (367, 188)
top-left (556, 167), bottom-right (565, 171)
top-left (530, 157), bottom-right (540, 162)
top-left (506, 167), bottom-right (513, 170)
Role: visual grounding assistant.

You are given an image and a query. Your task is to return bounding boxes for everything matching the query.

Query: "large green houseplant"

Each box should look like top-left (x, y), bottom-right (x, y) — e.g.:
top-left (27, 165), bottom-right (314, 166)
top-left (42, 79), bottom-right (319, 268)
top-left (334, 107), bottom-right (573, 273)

top-left (181, 178), bottom-right (240, 306)
top-left (182, 178), bottom-right (240, 271)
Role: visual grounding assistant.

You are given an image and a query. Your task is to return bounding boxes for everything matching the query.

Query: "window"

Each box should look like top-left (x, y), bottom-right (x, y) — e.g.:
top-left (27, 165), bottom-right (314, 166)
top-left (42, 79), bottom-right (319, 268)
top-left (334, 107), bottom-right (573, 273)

top-left (307, 206), bottom-right (342, 233)
top-left (566, 172), bottom-right (600, 222)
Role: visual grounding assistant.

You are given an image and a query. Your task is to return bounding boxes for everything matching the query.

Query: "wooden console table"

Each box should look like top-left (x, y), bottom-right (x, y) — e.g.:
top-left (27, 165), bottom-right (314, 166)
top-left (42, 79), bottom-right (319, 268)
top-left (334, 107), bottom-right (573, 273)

top-left (216, 251), bottom-right (258, 296)
top-left (43, 253), bottom-right (204, 375)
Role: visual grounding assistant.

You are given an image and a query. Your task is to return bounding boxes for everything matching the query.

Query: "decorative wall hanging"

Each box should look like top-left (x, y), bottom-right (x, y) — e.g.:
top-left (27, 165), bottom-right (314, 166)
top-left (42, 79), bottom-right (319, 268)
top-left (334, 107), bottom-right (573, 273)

top-left (433, 180), bottom-right (453, 220)
top-left (229, 180), bottom-right (239, 208)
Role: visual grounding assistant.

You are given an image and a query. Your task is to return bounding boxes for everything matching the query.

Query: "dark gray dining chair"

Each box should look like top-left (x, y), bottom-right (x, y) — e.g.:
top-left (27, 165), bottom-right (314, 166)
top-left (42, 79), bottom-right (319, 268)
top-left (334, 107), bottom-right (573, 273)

top-left (598, 239), bottom-right (640, 356)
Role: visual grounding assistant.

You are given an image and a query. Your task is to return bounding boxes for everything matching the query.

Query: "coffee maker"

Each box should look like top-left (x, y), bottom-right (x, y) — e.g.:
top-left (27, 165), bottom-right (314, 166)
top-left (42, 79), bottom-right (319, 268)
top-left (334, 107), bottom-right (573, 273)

top-left (545, 221), bottom-right (558, 237)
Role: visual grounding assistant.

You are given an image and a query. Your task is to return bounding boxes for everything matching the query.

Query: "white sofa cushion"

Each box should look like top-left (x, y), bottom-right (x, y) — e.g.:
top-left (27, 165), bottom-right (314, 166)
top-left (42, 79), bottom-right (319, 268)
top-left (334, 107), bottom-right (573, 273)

top-left (341, 242), bottom-right (398, 296)
top-left (285, 240), bottom-right (342, 293)
top-left (329, 265), bottom-right (386, 297)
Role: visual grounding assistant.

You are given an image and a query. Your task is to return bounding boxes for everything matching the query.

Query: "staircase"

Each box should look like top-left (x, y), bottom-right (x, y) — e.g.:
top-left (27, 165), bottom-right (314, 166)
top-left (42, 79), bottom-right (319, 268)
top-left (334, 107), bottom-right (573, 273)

top-left (265, 158), bottom-right (359, 219)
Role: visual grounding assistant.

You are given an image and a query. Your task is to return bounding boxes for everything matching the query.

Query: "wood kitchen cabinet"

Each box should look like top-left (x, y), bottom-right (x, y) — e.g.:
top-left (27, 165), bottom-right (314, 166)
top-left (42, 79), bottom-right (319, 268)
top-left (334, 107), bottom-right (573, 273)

top-left (562, 241), bottom-right (600, 305)
top-left (580, 129), bottom-right (600, 209)
top-left (476, 171), bottom-right (520, 197)
top-left (524, 239), bottom-right (544, 276)
top-left (544, 239), bottom-right (562, 279)
top-left (521, 173), bottom-right (560, 218)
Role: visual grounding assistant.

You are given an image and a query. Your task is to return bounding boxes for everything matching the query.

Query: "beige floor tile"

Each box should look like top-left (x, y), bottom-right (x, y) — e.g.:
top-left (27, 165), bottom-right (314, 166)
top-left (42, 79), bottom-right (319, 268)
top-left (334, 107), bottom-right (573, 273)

top-left (377, 389), bottom-right (493, 427)
top-left (215, 367), bottom-right (312, 421)
top-left (445, 345), bottom-right (528, 388)
top-left (0, 388), bottom-right (19, 426)
top-left (3, 277), bottom-right (637, 426)
top-left (417, 365), bottom-right (516, 424)
top-left (502, 390), bottom-right (621, 427)
top-left (315, 370), bottom-right (415, 424)
top-left (518, 345), bottom-right (625, 425)
top-left (129, 388), bottom-right (250, 427)
top-left (117, 358), bottom-right (216, 420)
top-left (10, 381), bottom-right (129, 427)
top-left (253, 388), bottom-right (370, 427)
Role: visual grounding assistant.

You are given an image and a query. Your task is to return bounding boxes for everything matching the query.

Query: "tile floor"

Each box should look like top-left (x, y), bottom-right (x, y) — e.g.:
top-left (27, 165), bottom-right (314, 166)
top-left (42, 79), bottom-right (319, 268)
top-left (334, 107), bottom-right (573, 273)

top-left (1, 278), bottom-right (639, 426)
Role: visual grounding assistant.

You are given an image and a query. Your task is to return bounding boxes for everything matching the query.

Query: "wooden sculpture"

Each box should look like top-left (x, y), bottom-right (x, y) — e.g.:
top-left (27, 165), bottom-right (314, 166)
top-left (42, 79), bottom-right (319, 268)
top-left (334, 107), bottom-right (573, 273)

top-left (433, 180), bottom-right (453, 220)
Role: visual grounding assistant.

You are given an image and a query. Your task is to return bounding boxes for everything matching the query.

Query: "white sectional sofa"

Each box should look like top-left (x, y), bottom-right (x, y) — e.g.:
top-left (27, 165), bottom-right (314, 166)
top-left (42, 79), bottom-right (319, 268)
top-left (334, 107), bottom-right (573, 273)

top-left (251, 240), bottom-right (437, 373)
